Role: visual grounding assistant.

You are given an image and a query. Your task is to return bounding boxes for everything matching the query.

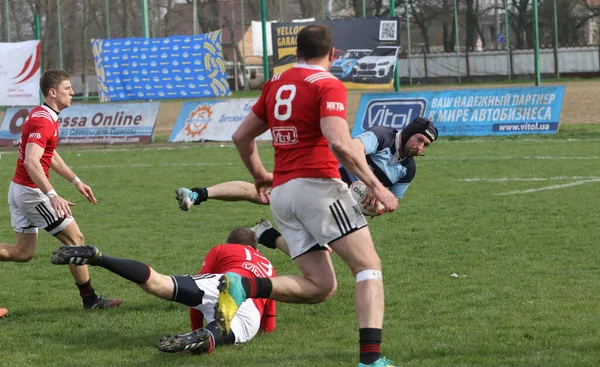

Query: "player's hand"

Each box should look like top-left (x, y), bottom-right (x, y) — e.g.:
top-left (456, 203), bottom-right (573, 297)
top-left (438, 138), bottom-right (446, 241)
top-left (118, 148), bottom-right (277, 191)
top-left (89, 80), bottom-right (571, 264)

top-left (50, 195), bottom-right (74, 218)
top-left (361, 193), bottom-right (384, 214)
top-left (254, 172), bottom-right (273, 204)
top-left (75, 181), bottom-right (98, 204)
top-left (368, 185), bottom-right (397, 213)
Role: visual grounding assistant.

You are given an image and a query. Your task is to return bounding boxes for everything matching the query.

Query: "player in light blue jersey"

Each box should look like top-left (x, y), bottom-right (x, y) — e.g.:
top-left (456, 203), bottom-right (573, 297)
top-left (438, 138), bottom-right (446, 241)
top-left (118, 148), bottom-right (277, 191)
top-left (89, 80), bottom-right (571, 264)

top-left (174, 117), bottom-right (437, 212)
top-left (339, 116), bottom-right (438, 200)
top-left (253, 116), bottom-right (438, 253)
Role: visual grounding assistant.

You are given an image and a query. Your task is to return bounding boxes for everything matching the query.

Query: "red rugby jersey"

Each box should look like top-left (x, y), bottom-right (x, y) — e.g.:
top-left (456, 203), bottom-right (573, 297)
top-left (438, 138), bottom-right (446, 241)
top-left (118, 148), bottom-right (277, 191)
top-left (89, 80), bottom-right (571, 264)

top-left (190, 244), bottom-right (277, 332)
top-left (252, 64), bottom-right (348, 187)
top-left (13, 105), bottom-right (59, 188)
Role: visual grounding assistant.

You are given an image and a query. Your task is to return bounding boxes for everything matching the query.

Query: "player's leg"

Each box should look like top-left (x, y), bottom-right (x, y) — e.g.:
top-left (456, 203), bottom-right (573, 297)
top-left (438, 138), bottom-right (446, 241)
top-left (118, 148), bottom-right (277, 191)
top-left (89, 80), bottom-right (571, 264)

top-left (0, 233), bottom-right (37, 262)
top-left (252, 219), bottom-right (290, 256)
top-left (175, 181), bottom-right (267, 211)
top-left (51, 245), bottom-right (217, 306)
top-left (328, 228), bottom-right (391, 367)
top-left (2, 182), bottom-right (39, 262)
top-left (52, 219), bottom-right (122, 309)
top-left (159, 282), bottom-right (261, 353)
top-left (214, 179), bottom-right (345, 334)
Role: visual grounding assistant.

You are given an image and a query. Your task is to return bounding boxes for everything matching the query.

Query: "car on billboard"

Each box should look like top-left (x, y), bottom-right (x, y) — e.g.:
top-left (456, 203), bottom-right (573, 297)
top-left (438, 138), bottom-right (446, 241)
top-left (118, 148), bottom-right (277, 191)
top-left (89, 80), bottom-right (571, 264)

top-left (329, 49), bottom-right (372, 81)
top-left (352, 46), bottom-right (400, 84)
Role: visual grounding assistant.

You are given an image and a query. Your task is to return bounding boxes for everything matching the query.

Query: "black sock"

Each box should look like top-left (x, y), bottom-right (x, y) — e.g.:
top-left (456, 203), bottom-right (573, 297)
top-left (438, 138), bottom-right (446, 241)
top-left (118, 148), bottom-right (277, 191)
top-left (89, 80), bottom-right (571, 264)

top-left (77, 279), bottom-right (98, 305)
top-left (191, 187), bottom-right (208, 205)
top-left (359, 328), bottom-right (382, 364)
top-left (258, 228), bottom-right (282, 249)
top-left (205, 321), bottom-right (235, 346)
top-left (241, 277), bottom-right (272, 299)
top-left (98, 255), bottom-right (152, 284)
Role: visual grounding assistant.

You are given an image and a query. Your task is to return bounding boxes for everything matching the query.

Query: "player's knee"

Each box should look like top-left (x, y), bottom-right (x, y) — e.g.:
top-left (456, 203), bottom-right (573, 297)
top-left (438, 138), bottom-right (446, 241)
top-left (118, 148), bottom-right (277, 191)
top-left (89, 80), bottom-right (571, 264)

top-left (351, 256), bottom-right (382, 277)
top-left (72, 232), bottom-right (85, 246)
top-left (14, 248), bottom-right (36, 262)
top-left (355, 269), bottom-right (383, 284)
top-left (311, 276), bottom-right (337, 303)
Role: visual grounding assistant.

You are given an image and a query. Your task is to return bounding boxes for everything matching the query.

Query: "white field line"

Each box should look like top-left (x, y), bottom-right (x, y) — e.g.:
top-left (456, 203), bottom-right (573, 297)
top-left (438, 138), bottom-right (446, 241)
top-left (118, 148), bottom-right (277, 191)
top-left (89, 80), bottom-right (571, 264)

top-left (459, 176), bottom-right (600, 182)
top-left (439, 137), bottom-right (600, 144)
top-left (493, 178), bottom-right (600, 196)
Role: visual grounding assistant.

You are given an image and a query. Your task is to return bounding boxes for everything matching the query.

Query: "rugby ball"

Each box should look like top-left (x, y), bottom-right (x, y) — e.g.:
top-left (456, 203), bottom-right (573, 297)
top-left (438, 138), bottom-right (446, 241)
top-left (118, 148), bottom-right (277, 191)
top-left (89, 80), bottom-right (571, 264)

top-left (349, 181), bottom-right (384, 217)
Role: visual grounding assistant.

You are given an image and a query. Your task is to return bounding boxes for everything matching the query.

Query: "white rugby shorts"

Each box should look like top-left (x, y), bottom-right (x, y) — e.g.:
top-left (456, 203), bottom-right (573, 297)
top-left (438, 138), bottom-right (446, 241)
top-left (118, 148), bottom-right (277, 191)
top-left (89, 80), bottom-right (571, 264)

top-left (8, 181), bottom-right (73, 235)
top-left (189, 274), bottom-right (261, 343)
top-left (269, 178), bottom-right (368, 259)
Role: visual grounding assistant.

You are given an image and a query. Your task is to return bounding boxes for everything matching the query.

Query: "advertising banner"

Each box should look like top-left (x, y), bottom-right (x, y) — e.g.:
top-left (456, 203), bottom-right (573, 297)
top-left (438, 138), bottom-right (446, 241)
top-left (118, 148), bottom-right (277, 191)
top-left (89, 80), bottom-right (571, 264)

top-left (0, 40), bottom-right (41, 106)
top-left (169, 99), bottom-right (271, 142)
top-left (0, 102), bottom-right (159, 146)
top-left (91, 31), bottom-right (230, 102)
top-left (272, 18), bottom-right (400, 89)
top-left (351, 86), bottom-right (566, 137)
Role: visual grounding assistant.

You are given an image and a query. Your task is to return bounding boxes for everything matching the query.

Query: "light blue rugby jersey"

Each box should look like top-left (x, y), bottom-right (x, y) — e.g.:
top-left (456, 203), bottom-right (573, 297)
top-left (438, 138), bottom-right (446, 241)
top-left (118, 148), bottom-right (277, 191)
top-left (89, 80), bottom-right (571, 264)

top-left (339, 126), bottom-right (416, 199)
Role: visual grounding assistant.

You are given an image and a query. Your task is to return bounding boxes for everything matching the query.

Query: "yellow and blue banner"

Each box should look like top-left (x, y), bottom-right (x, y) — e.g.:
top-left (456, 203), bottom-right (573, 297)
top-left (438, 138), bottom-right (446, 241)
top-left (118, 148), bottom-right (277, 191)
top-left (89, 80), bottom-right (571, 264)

top-left (351, 86), bottom-right (566, 137)
top-left (91, 31), bottom-right (230, 102)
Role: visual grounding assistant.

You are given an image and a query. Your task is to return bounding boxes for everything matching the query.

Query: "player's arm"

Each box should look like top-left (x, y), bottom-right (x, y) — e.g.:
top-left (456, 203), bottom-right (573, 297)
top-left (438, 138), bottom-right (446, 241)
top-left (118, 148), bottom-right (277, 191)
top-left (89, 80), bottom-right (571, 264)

top-left (259, 299), bottom-right (276, 333)
top-left (321, 117), bottom-right (397, 213)
top-left (51, 151), bottom-right (97, 204)
top-left (232, 110), bottom-right (272, 199)
top-left (23, 143), bottom-right (74, 217)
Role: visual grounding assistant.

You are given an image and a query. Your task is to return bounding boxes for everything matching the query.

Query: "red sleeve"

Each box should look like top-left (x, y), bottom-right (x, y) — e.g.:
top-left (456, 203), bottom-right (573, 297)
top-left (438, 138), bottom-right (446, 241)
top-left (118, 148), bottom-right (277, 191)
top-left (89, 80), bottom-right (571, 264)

top-left (259, 299), bottom-right (276, 333)
top-left (189, 308), bottom-right (204, 331)
top-left (199, 246), bottom-right (219, 274)
top-left (319, 80), bottom-right (347, 119)
top-left (26, 118), bottom-right (53, 149)
top-left (251, 80), bottom-right (270, 121)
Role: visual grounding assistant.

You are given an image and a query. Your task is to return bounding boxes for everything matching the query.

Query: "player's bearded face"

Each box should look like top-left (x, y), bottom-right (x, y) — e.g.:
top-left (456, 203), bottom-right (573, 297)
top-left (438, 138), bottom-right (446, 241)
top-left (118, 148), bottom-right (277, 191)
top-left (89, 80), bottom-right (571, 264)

top-left (404, 134), bottom-right (431, 157)
top-left (55, 80), bottom-right (74, 109)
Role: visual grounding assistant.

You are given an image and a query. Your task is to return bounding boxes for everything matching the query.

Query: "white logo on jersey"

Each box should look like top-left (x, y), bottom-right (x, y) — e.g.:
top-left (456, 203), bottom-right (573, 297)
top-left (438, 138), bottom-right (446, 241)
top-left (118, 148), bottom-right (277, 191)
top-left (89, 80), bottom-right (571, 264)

top-left (272, 126), bottom-right (298, 145)
top-left (326, 102), bottom-right (345, 112)
top-left (29, 132), bottom-right (42, 140)
top-left (53, 129), bottom-right (58, 137)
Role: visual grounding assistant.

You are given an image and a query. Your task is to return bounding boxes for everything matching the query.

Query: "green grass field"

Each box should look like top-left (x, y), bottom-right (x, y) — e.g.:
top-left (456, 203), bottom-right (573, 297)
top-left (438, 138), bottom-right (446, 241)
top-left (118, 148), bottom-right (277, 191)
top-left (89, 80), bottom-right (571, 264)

top-left (1, 125), bottom-right (600, 366)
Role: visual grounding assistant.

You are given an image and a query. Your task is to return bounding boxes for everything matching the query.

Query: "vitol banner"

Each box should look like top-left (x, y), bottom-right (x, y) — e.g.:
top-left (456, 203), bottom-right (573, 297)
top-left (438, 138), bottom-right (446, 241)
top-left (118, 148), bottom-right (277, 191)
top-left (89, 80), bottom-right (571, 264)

top-left (169, 99), bottom-right (271, 142)
top-left (91, 31), bottom-right (230, 102)
top-left (0, 41), bottom-right (41, 106)
top-left (0, 102), bottom-right (159, 146)
top-left (351, 86), bottom-right (566, 137)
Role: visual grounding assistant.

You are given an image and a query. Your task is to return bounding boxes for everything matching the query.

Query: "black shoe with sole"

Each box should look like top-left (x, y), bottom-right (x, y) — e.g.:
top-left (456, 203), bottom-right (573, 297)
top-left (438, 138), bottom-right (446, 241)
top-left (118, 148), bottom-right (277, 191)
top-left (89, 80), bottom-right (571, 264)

top-left (51, 245), bottom-right (101, 265)
top-left (83, 295), bottom-right (123, 310)
top-left (157, 328), bottom-right (214, 354)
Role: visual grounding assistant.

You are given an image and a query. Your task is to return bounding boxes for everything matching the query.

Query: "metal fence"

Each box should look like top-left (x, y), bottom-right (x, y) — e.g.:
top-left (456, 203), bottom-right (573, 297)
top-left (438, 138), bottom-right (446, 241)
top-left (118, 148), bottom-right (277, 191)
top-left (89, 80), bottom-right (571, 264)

top-left (1, 0), bottom-right (600, 122)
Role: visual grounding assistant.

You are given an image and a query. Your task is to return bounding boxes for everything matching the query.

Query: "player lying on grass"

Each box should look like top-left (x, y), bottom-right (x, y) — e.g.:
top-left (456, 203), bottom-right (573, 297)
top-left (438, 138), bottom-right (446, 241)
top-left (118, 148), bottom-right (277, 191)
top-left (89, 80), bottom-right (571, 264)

top-left (175, 117), bottom-right (438, 216)
top-left (50, 227), bottom-right (276, 355)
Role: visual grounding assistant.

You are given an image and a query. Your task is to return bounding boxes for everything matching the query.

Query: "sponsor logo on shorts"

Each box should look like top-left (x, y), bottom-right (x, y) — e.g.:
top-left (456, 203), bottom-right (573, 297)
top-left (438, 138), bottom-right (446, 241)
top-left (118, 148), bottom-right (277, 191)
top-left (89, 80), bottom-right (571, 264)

top-left (272, 126), bottom-right (298, 145)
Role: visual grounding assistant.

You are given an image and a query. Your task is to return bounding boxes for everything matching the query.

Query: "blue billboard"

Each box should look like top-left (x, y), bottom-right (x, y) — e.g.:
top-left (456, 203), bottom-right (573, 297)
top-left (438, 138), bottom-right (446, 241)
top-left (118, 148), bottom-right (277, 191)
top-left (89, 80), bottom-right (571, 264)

top-left (351, 86), bottom-right (566, 137)
top-left (91, 30), bottom-right (230, 102)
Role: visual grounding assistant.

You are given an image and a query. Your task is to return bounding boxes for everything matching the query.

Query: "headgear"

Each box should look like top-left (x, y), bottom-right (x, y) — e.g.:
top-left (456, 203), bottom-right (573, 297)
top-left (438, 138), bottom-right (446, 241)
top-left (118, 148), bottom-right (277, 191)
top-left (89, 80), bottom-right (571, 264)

top-left (400, 116), bottom-right (438, 152)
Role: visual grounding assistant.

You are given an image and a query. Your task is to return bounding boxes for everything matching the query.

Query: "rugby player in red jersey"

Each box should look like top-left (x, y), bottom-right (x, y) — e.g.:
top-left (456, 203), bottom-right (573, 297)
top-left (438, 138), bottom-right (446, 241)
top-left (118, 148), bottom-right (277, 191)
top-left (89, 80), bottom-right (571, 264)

top-left (50, 227), bottom-right (276, 355)
top-left (1, 69), bottom-right (122, 310)
top-left (215, 24), bottom-right (397, 367)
